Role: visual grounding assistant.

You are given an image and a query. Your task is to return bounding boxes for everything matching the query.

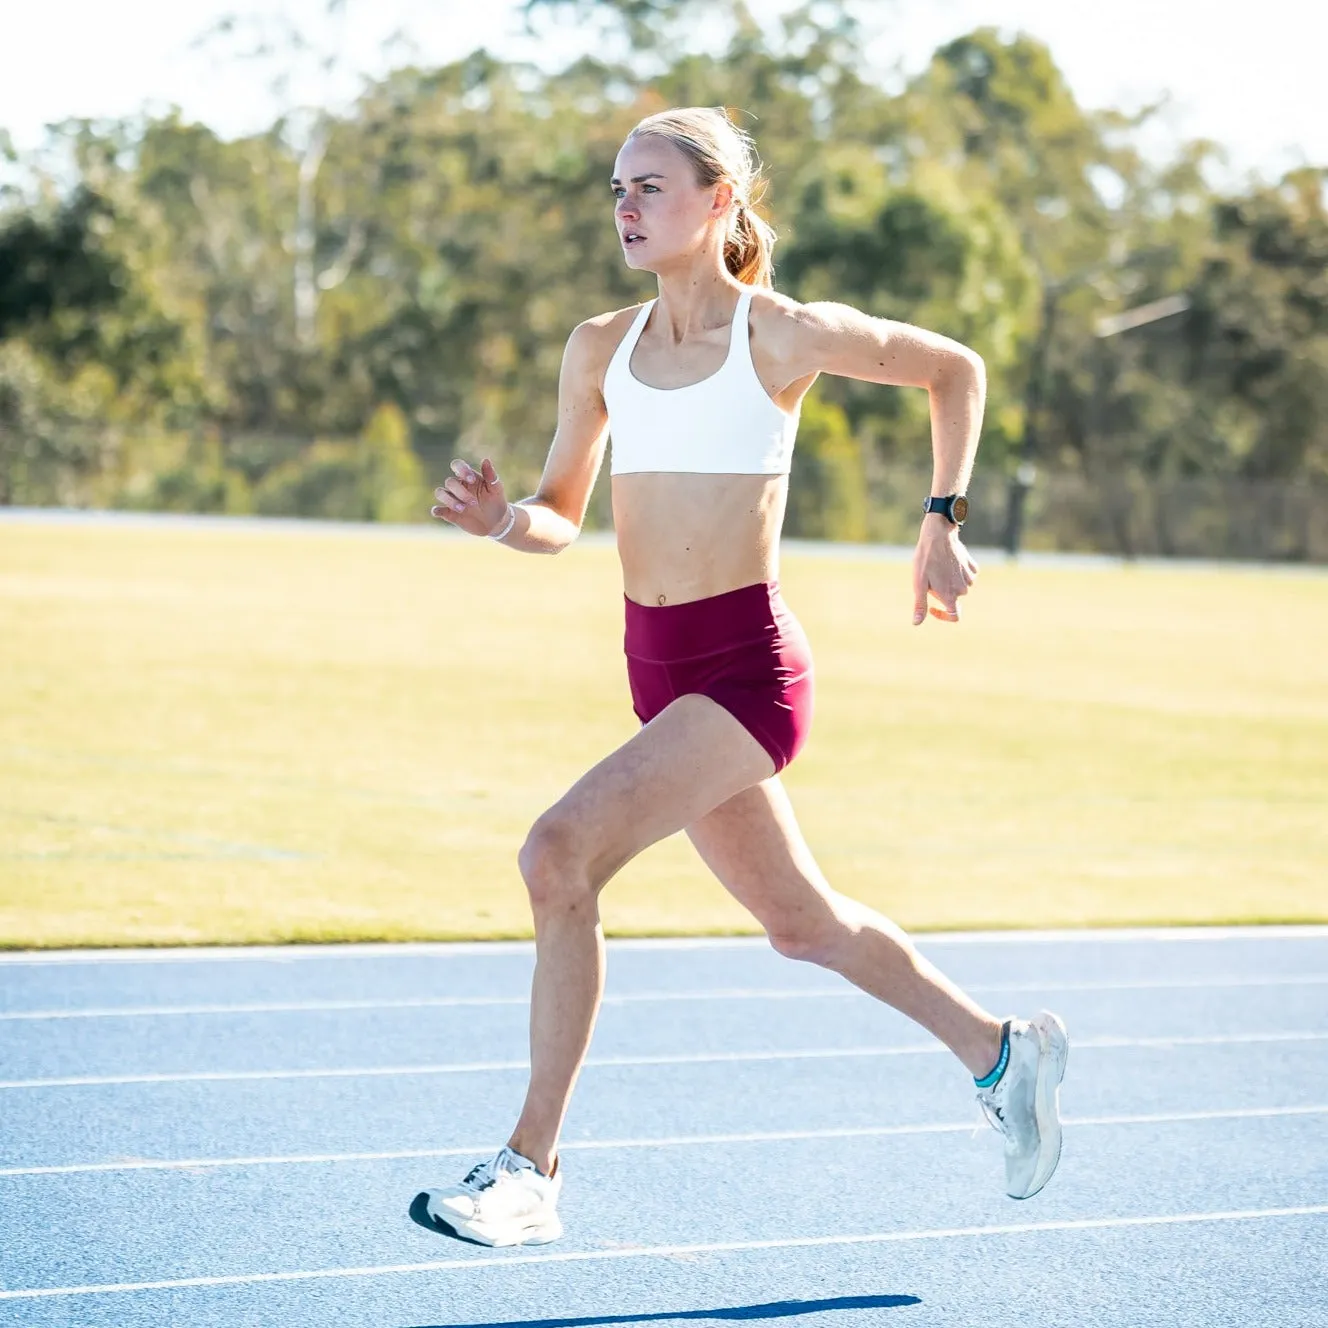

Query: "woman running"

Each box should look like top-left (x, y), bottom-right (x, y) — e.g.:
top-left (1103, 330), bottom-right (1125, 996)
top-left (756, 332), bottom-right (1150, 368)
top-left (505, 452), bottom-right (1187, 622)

top-left (419, 106), bottom-right (1068, 1248)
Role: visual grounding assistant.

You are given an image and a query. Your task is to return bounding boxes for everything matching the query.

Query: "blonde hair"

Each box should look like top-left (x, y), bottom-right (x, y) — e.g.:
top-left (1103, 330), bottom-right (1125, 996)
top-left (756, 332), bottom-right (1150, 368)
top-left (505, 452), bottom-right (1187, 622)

top-left (626, 106), bottom-right (777, 288)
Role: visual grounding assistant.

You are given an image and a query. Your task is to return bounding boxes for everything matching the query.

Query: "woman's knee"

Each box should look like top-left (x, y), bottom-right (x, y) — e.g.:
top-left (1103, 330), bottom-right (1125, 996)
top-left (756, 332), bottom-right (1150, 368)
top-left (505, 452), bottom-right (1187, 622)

top-left (763, 894), bottom-right (847, 965)
top-left (517, 810), bottom-right (597, 912)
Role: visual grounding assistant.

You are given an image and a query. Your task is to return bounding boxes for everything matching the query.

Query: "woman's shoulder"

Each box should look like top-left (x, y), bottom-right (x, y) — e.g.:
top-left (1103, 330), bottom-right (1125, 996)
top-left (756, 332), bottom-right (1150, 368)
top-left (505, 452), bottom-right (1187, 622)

top-left (579, 300), bottom-right (652, 332)
top-left (549, 302), bottom-right (649, 394)
top-left (748, 289), bottom-right (903, 369)
top-left (749, 286), bottom-right (832, 335)
top-left (747, 286), bottom-right (823, 360)
top-left (565, 302), bottom-right (652, 378)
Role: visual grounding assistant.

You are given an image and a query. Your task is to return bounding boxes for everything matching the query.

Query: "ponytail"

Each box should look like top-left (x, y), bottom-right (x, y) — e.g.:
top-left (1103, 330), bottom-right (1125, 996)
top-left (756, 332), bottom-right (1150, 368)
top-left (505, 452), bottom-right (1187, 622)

top-left (725, 197), bottom-right (777, 288)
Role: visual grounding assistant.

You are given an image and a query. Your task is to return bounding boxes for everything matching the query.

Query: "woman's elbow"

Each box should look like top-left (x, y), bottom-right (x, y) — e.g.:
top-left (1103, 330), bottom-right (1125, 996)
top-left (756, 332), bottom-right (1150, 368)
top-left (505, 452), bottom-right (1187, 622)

top-left (933, 345), bottom-right (985, 392)
top-left (531, 494), bottom-right (586, 553)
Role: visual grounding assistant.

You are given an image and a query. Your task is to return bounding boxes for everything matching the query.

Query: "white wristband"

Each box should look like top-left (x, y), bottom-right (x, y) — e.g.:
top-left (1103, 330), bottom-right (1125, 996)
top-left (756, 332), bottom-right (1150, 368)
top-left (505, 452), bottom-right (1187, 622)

top-left (487, 503), bottom-right (518, 542)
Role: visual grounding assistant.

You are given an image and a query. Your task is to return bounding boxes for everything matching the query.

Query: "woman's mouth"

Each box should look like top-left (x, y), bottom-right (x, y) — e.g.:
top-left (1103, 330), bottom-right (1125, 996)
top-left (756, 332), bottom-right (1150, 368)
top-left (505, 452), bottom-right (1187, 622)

top-left (622, 231), bottom-right (647, 247)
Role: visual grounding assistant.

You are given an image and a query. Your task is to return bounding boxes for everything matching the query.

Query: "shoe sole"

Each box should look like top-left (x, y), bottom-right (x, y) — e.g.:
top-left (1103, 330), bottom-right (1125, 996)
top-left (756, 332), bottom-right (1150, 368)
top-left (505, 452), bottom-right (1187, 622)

top-left (414, 1193), bottom-right (564, 1247)
top-left (1013, 1010), bottom-right (1069, 1200)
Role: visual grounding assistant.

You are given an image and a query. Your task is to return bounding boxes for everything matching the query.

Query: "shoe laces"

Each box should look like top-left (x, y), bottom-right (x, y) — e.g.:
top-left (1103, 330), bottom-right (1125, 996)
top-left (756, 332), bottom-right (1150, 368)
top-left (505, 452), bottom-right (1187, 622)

top-left (461, 1147), bottom-right (518, 1192)
top-left (461, 1159), bottom-right (498, 1191)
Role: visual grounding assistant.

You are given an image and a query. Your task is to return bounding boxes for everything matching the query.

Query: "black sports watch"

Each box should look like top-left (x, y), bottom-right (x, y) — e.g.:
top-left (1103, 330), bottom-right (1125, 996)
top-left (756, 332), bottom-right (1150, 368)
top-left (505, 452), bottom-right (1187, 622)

top-left (923, 494), bottom-right (969, 526)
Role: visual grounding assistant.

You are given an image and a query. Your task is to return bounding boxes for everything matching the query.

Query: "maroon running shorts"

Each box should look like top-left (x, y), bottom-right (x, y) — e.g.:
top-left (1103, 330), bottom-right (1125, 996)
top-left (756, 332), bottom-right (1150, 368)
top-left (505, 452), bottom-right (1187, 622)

top-left (623, 580), bottom-right (815, 774)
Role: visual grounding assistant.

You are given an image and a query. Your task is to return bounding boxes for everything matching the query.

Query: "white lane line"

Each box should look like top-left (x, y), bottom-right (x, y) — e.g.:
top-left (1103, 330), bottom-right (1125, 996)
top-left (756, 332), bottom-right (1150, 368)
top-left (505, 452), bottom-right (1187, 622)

top-left (1, 925), bottom-right (1325, 964)
top-left (3, 1104), bottom-right (1324, 1179)
top-left (0, 995), bottom-right (527, 1021)
top-left (2, 1030), bottom-right (1326, 1091)
top-left (5, 973), bottom-right (1328, 1021)
top-left (3, 1204), bottom-right (1325, 1299)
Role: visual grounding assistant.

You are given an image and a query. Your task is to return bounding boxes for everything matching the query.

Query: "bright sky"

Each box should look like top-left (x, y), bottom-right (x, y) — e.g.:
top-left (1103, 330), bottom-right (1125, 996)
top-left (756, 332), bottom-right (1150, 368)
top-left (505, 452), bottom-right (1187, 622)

top-left (2, 0), bottom-right (1323, 185)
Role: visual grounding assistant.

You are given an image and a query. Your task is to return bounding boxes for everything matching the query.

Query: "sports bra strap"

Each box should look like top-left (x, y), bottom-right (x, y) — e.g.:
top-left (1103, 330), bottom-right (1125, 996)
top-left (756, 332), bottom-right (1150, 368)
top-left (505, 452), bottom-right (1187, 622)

top-left (619, 299), bottom-right (654, 361)
top-left (731, 286), bottom-right (753, 350)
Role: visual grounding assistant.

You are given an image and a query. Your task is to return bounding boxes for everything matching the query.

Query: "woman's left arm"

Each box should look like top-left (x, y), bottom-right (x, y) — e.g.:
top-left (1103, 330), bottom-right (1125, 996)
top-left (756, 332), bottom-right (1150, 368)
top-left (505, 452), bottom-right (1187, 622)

top-left (792, 301), bottom-right (986, 626)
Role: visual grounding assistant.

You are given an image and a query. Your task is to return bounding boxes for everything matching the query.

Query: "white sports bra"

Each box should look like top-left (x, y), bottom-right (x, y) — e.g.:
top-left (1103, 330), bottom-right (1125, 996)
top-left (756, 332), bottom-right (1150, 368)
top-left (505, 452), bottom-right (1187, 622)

top-left (603, 286), bottom-right (799, 476)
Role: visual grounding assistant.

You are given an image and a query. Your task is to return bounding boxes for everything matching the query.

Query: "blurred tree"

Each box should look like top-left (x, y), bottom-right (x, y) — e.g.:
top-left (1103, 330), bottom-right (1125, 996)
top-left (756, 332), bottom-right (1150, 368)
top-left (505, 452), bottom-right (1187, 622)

top-left (192, 1), bottom-right (371, 350)
top-left (1187, 168), bottom-right (1328, 482)
top-left (522, 0), bottom-right (715, 50)
top-left (784, 391), bottom-right (868, 539)
top-left (0, 14), bottom-right (1322, 555)
top-left (0, 187), bottom-right (121, 344)
top-left (361, 399), bottom-right (427, 522)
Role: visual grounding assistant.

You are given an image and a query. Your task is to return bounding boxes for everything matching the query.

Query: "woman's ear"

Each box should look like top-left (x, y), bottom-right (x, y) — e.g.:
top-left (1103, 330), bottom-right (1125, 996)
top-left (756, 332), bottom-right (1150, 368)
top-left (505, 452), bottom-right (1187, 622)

top-left (710, 179), bottom-right (736, 221)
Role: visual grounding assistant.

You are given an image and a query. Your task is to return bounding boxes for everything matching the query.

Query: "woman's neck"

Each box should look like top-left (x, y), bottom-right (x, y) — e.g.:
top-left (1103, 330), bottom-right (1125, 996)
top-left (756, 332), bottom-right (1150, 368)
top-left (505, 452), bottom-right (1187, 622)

top-left (650, 269), bottom-right (744, 343)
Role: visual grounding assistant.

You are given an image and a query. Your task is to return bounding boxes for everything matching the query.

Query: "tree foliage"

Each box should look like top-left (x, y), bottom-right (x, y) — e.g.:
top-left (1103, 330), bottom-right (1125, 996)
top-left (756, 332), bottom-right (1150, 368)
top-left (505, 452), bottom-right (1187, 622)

top-left (0, 10), bottom-right (1323, 554)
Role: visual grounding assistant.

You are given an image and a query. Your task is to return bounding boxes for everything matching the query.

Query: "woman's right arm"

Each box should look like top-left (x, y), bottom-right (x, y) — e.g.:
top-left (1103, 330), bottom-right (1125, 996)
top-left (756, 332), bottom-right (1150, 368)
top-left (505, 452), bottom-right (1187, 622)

top-left (430, 319), bottom-right (611, 555)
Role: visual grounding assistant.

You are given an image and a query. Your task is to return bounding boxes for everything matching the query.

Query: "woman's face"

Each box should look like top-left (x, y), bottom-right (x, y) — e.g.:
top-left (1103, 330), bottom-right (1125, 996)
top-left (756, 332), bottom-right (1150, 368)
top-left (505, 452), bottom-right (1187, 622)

top-left (611, 135), bottom-right (733, 272)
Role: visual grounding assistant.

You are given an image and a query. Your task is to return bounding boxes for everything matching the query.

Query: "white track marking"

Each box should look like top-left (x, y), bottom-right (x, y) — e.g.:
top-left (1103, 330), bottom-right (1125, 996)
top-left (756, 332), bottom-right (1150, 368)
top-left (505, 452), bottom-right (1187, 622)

top-left (0, 940), bottom-right (541, 965)
top-left (2, 1030), bottom-right (1326, 1091)
top-left (2, 1104), bottom-right (1324, 1179)
top-left (1, 925), bottom-right (1325, 964)
top-left (0, 995), bottom-right (528, 1021)
top-left (5, 973), bottom-right (1328, 1021)
top-left (2, 1205), bottom-right (1324, 1299)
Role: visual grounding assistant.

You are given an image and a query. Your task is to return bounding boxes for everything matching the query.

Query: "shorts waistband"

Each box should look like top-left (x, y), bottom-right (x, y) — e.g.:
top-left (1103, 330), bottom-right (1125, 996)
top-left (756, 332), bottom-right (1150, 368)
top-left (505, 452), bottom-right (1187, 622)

top-left (624, 580), bottom-right (789, 663)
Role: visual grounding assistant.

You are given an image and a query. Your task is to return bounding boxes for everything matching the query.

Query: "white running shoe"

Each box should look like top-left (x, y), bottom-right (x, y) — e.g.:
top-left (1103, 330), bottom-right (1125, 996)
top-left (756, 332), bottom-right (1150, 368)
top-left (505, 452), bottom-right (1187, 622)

top-left (976, 1011), bottom-right (1070, 1200)
top-left (420, 1146), bottom-right (563, 1247)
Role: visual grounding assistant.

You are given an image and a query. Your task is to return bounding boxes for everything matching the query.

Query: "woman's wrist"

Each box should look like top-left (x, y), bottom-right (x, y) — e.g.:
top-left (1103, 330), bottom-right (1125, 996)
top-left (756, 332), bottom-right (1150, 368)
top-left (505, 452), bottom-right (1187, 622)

top-left (487, 503), bottom-right (518, 541)
top-left (920, 511), bottom-right (958, 538)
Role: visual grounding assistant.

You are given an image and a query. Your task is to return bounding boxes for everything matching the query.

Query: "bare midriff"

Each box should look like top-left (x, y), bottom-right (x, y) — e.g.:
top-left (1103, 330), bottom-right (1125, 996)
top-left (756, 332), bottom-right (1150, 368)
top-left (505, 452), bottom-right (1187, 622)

top-left (613, 471), bottom-right (788, 606)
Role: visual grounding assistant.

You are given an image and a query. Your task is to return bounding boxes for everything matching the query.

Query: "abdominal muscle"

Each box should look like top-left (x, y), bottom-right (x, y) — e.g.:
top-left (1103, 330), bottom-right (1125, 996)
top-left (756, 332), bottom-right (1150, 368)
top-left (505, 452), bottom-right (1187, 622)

top-left (613, 471), bottom-right (788, 606)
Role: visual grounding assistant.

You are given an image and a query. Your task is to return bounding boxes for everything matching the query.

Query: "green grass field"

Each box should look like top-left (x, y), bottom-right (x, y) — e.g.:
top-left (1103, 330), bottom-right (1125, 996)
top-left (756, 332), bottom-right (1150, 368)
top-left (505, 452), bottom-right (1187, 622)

top-left (2, 516), bottom-right (1326, 948)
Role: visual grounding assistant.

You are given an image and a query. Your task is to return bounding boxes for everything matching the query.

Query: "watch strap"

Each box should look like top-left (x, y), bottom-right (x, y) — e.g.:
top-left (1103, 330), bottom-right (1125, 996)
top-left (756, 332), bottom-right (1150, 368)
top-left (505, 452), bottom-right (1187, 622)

top-left (923, 494), bottom-right (965, 524)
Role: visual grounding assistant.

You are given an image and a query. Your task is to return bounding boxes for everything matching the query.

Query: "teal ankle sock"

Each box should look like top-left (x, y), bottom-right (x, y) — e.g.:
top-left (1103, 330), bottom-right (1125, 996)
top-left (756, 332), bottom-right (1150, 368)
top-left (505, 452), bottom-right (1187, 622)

top-left (974, 1020), bottom-right (1012, 1089)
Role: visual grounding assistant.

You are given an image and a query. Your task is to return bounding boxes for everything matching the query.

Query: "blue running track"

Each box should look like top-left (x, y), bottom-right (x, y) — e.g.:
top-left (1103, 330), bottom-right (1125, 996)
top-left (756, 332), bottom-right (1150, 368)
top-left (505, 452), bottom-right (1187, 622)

top-left (1, 927), bottom-right (1325, 1327)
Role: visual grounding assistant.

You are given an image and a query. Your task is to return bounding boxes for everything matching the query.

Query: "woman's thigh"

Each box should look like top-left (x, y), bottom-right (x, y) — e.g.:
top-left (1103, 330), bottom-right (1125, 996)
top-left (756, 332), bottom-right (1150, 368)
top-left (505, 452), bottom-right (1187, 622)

top-left (533, 692), bottom-right (777, 889)
top-left (684, 778), bottom-right (839, 937)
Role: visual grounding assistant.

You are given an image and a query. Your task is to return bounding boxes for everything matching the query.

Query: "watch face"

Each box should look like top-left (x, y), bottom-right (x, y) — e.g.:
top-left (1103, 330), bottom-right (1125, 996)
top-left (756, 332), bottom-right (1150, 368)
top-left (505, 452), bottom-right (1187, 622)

top-left (952, 495), bottom-right (969, 523)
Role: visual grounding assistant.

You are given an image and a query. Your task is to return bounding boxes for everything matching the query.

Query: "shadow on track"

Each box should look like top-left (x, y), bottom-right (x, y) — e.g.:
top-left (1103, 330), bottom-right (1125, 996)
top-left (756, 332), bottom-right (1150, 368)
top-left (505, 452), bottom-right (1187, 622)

top-left (408, 1294), bottom-right (922, 1327)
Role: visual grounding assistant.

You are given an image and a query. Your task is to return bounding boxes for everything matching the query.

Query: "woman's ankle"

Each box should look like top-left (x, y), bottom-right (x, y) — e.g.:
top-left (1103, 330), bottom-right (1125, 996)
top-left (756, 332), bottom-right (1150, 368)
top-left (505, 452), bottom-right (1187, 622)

top-left (507, 1134), bottom-right (557, 1177)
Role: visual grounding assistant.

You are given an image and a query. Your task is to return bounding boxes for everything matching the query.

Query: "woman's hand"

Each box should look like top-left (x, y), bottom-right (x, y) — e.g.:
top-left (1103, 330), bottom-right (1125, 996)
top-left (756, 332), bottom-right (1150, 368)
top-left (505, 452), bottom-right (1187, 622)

top-left (912, 514), bottom-right (979, 625)
top-left (430, 457), bottom-right (509, 536)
